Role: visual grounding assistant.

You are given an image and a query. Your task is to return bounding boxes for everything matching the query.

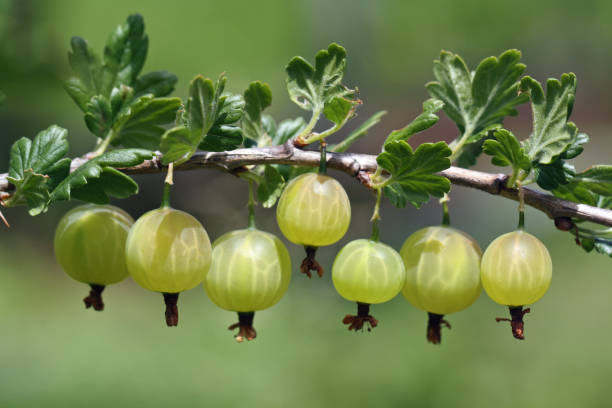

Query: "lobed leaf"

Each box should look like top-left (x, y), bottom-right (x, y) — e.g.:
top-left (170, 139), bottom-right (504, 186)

top-left (377, 141), bottom-right (451, 208)
top-left (257, 165), bottom-right (285, 208)
top-left (286, 43), bottom-right (355, 112)
top-left (520, 73), bottom-right (577, 164)
top-left (242, 81), bottom-right (273, 145)
top-left (49, 149), bottom-right (152, 208)
top-left (5, 126), bottom-right (71, 214)
top-left (385, 99), bottom-right (443, 144)
top-left (483, 129), bottom-right (531, 171)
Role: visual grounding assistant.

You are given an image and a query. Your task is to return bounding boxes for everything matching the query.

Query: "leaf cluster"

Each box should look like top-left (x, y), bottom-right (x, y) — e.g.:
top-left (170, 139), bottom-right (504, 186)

top-left (65, 14), bottom-right (181, 151)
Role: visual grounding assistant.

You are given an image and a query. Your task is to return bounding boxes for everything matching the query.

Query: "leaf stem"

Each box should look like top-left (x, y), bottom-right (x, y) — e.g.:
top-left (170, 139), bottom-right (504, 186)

top-left (248, 180), bottom-right (256, 229)
top-left (92, 129), bottom-right (115, 157)
top-left (161, 163), bottom-right (174, 208)
top-left (296, 107), bottom-right (322, 145)
top-left (448, 126), bottom-right (474, 163)
top-left (370, 188), bottom-right (382, 242)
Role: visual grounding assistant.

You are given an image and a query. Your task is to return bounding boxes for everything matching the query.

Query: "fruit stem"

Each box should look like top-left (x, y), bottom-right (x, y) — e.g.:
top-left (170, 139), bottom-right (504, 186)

top-left (517, 182), bottom-right (525, 230)
top-left (495, 306), bottom-right (531, 340)
top-left (161, 163), bottom-right (174, 209)
top-left (83, 284), bottom-right (105, 311)
top-left (247, 180), bottom-right (256, 229)
top-left (301, 246), bottom-right (324, 278)
top-left (440, 194), bottom-right (450, 226)
top-left (163, 292), bottom-right (179, 327)
top-left (370, 188), bottom-right (382, 242)
top-left (426, 312), bottom-right (451, 344)
top-left (228, 311), bottom-right (257, 342)
top-left (318, 140), bottom-right (327, 174)
top-left (342, 302), bottom-right (379, 332)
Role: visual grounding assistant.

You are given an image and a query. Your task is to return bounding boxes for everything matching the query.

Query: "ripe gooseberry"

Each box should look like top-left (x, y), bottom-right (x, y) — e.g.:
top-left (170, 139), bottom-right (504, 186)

top-left (203, 228), bottom-right (291, 342)
top-left (125, 207), bottom-right (212, 326)
top-left (480, 230), bottom-right (552, 340)
top-left (54, 204), bottom-right (134, 311)
top-left (276, 172), bottom-right (351, 278)
top-left (332, 239), bottom-right (405, 331)
top-left (400, 226), bottom-right (482, 344)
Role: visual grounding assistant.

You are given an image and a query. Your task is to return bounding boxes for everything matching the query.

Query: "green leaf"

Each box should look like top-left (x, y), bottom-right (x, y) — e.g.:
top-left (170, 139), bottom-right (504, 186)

top-left (257, 165), bottom-right (286, 208)
top-left (84, 95), bottom-right (113, 137)
top-left (483, 129), bottom-right (531, 171)
top-left (323, 96), bottom-right (358, 125)
top-left (331, 111), bottom-right (386, 153)
top-left (535, 160), bottom-right (574, 191)
top-left (377, 141), bottom-right (451, 208)
top-left (49, 149), bottom-right (152, 207)
top-left (426, 50), bottom-right (527, 160)
top-left (64, 36), bottom-right (103, 112)
top-left (242, 81), bottom-right (273, 145)
top-left (454, 125), bottom-right (500, 168)
top-left (111, 95), bottom-right (182, 149)
top-left (385, 99), bottom-right (443, 144)
top-left (572, 165), bottom-right (612, 196)
top-left (272, 117), bottom-right (306, 145)
top-left (159, 127), bottom-right (196, 164)
top-left (100, 14), bottom-right (148, 96)
top-left (520, 73), bottom-right (577, 164)
top-left (133, 70), bottom-right (178, 98)
top-left (286, 43), bottom-right (355, 112)
top-left (5, 126), bottom-right (71, 214)
top-left (160, 74), bottom-right (239, 164)
top-left (562, 132), bottom-right (589, 160)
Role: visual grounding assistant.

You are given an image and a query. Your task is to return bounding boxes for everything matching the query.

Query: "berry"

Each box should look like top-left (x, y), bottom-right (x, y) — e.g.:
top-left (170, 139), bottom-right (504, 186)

top-left (54, 204), bottom-right (134, 311)
top-left (332, 239), bottom-right (405, 331)
top-left (399, 226), bottom-right (482, 344)
top-left (276, 172), bottom-right (351, 277)
top-left (480, 230), bottom-right (552, 339)
top-left (125, 207), bottom-right (212, 326)
top-left (203, 228), bottom-right (291, 342)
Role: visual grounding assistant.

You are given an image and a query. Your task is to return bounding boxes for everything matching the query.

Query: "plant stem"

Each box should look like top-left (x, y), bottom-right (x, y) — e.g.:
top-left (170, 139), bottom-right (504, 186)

top-left (161, 163), bottom-right (174, 208)
top-left (448, 126), bottom-right (475, 163)
top-left (248, 180), bottom-right (256, 229)
top-left (318, 140), bottom-right (327, 174)
top-left (440, 193), bottom-right (450, 226)
top-left (92, 129), bottom-right (114, 157)
top-left (370, 188), bottom-right (382, 242)
top-left (517, 182), bottom-right (525, 230)
top-left (296, 107), bottom-right (322, 144)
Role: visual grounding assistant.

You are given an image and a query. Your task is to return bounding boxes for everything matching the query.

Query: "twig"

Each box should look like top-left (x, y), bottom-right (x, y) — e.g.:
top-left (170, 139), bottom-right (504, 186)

top-left (0, 142), bottom-right (611, 227)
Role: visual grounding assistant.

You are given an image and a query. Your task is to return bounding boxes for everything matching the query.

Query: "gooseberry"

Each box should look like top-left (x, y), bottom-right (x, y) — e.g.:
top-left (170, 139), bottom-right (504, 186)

top-left (54, 204), bottom-right (134, 311)
top-left (125, 207), bottom-right (212, 326)
top-left (480, 230), bottom-right (552, 339)
top-left (203, 228), bottom-right (291, 342)
top-left (276, 172), bottom-right (351, 277)
top-left (332, 239), bottom-right (405, 331)
top-left (400, 226), bottom-right (482, 344)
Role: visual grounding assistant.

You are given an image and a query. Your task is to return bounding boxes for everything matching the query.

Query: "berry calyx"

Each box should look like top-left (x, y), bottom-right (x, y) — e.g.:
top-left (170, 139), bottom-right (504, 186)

top-left (342, 302), bottom-right (379, 332)
top-left (495, 306), bottom-right (531, 340)
top-left (228, 312), bottom-right (257, 342)
top-left (426, 313), bottom-right (451, 345)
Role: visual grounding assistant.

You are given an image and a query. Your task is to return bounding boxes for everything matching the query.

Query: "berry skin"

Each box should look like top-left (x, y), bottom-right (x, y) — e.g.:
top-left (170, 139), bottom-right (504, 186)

top-left (332, 239), bottom-right (406, 331)
top-left (399, 226), bottom-right (482, 344)
top-left (125, 207), bottom-right (212, 326)
top-left (480, 230), bottom-right (552, 340)
top-left (203, 228), bottom-right (291, 342)
top-left (276, 173), bottom-right (351, 247)
top-left (54, 204), bottom-right (134, 311)
top-left (400, 226), bottom-right (482, 315)
top-left (481, 230), bottom-right (552, 307)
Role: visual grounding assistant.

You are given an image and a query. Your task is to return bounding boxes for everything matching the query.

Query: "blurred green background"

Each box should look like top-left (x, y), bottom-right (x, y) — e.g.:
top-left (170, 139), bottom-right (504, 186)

top-left (1, 1), bottom-right (612, 407)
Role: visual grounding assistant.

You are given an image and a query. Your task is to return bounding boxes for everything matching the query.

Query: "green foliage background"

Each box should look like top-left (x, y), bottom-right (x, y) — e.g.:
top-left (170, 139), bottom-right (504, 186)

top-left (1, 1), bottom-right (611, 407)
